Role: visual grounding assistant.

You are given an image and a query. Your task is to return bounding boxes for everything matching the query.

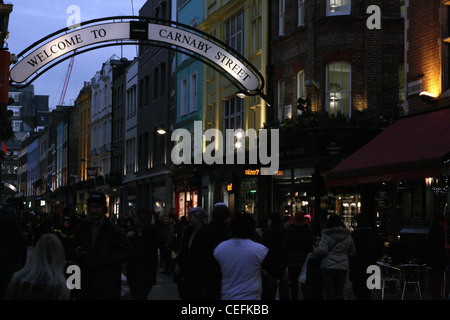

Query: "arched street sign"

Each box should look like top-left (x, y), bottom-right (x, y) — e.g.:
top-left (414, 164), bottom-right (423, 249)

top-left (10, 16), bottom-right (265, 95)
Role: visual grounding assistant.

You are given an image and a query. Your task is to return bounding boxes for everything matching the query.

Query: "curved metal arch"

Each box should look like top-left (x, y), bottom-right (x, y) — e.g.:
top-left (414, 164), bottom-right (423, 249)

top-left (10, 16), bottom-right (265, 96)
top-left (11, 41), bottom-right (254, 96)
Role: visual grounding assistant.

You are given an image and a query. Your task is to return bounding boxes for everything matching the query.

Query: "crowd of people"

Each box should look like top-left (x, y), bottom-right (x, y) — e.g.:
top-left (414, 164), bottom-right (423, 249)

top-left (0, 193), bottom-right (448, 300)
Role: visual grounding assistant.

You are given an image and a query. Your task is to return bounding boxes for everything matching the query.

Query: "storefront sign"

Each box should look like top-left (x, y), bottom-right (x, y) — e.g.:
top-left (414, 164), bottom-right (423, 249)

top-left (407, 78), bottom-right (423, 96)
top-left (245, 169), bottom-right (260, 176)
top-left (87, 167), bottom-right (98, 177)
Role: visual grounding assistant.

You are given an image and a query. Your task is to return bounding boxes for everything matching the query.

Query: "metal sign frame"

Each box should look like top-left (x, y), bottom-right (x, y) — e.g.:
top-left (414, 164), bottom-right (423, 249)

top-left (9, 16), bottom-right (265, 96)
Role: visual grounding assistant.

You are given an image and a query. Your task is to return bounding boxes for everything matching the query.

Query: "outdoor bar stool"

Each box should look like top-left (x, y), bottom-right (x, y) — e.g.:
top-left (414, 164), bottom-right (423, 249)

top-left (399, 264), bottom-right (423, 300)
top-left (377, 261), bottom-right (401, 300)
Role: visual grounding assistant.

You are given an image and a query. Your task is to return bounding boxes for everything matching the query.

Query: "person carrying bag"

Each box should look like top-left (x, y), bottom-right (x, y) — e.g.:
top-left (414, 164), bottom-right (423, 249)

top-left (312, 214), bottom-right (356, 300)
top-left (299, 235), bottom-right (341, 300)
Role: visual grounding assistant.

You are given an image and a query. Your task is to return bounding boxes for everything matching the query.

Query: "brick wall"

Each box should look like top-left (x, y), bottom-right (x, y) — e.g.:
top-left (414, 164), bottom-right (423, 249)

top-left (269, 0), bottom-right (404, 119)
top-left (406, 0), bottom-right (443, 114)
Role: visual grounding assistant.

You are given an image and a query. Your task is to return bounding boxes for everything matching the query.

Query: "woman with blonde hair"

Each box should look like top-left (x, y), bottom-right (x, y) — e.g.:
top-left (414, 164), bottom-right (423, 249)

top-left (4, 233), bottom-right (70, 300)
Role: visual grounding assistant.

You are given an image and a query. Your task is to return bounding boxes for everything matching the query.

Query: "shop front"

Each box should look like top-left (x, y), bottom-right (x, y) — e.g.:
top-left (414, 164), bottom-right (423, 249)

top-left (171, 170), bottom-right (201, 219)
top-left (276, 126), bottom-right (382, 230)
top-left (326, 107), bottom-right (450, 242)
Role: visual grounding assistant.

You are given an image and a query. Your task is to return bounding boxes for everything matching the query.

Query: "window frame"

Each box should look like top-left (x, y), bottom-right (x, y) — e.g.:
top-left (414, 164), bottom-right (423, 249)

top-left (224, 97), bottom-right (243, 131)
top-left (277, 79), bottom-right (285, 120)
top-left (326, 0), bottom-right (351, 16)
top-left (180, 76), bottom-right (188, 116)
top-left (325, 62), bottom-right (352, 117)
top-left (279, 0), bottom-right (285, 36)
top-left (298, 0), bottom-right (306, 26)
top-left (225, 12), bottom-right (244, 55)
top-left (252, 0), bottom-right (262, 53)
top-left (189, 71), bottom-right (198, 113)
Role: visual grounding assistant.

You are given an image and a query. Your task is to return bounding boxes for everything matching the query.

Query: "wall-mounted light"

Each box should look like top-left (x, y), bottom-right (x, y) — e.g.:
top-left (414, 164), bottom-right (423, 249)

top-left (156, 124), bottom-right (167, 135)
top-left (425, 177), bottom-right (433, 187)
top-left (419, 91), bottom-right (437, 104)
top-left (236, 91), bottom-right (248, 99)
top-left (235, 90), bottom-right (272, 108)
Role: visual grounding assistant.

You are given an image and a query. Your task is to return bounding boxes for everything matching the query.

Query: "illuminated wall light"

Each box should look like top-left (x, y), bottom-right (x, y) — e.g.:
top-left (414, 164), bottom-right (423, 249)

top-left (419, 91), bottom-right (437, 104)
top-left (425, 177), bottom-right (433, 187)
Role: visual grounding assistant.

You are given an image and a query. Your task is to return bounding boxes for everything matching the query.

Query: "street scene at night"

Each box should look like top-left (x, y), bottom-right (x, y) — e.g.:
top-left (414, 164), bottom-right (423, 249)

top-left (0, 0), bottom-right (450, 313)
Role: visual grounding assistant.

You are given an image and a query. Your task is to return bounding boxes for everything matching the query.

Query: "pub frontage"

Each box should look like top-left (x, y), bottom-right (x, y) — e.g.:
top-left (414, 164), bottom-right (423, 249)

top-left (275, 123), bottom-right (384, 233)
top-left (326, 106), bottom-right (450, 258)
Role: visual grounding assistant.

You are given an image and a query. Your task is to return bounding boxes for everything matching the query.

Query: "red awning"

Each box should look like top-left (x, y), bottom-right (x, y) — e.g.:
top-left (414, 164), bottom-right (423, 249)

top-left (326, 107), bottom-right (450, 187)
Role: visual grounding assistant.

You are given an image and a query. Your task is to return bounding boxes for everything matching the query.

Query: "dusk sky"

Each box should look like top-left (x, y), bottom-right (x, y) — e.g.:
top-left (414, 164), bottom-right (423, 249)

top-left (7, 0), bottom-right (149, 109)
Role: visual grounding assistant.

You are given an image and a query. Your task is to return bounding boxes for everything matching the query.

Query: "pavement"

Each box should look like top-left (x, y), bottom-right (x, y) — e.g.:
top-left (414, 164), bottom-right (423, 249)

top-left (119, 268), bottom-right (426, 301)
top-left (120, 266), bottom-right (180, 300)
top-left (26, 246), bottom-right (435, 300)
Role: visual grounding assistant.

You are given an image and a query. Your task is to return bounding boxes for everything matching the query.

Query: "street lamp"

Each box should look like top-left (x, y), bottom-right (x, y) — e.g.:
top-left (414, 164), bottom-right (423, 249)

top-left (236, 90), bottom-right (271, 108)
top-left (156, 126), bottom-right (168, 135)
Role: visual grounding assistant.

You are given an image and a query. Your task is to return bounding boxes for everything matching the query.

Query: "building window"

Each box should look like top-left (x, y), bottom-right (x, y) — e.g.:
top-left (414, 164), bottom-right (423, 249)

top-left (400, 0), bottom-right (405, 18)
top-left (298, 0), bottom-right (305, 26)
top-left (225, 12), bottom-right (244, 54)
top-left (189, 72), bottom-right (197, 113)
top-left (252, 0), bottom-right (262, 53)
top-left (180, 77), bottom-right (188, 116)
top-left (284, 105), bottom-right (292, 119)
top-left (153, 67), bottom-right (160, 101)
top-left (153, 131), bottom-right (164, 165)
top-left (224, 97), bottom-right (243, 130)
top-left (277, 79), bottom-right (285, 120)
top-left (297, 71), bottom-right (306, 100)
top-left (207, 103), bottom-right (215, 128)
top-left (279, 0), bottom-right (285, 36)
top-left (326, 62), bottom-right (351, 116)
top-left (327, 0), bottom-right (350, 16)
top-left (12, 120), bottom-right (21, 132)
top-left (399, 64), bottom-right (405, 106)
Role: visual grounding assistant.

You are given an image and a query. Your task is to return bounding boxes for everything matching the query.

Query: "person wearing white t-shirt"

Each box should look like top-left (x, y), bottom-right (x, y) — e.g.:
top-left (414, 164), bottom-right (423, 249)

top-left (214, 213), bottom-right (277, 300)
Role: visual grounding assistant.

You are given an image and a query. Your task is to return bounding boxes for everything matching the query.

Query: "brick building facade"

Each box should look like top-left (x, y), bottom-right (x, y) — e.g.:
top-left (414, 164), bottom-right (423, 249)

top-left (269, 0), bottom-right (405, 228)
top-left (269, 0), bottom-right (404, 120)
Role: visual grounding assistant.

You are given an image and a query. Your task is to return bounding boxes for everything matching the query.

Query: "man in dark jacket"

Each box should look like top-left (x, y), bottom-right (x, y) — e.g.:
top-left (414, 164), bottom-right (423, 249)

top-left (72, 192), bottom-right (133, 300)
top-left (283, 211), bottom-right (315, 300)
top-left (0, 201), bottom-right (27, 299)
top-left (203, 203), bottom-right (231, 299)
top-left (349, 213), bottom-right (385, 300)
top-left (126, 208), bottom-right (164, 300)
top-left (261, 212), bottom-right (286, 300)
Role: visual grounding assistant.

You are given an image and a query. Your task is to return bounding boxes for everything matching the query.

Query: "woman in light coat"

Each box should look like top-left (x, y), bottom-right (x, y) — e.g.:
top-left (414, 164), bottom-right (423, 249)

top-left (313, 214), bottom-right (356, 300)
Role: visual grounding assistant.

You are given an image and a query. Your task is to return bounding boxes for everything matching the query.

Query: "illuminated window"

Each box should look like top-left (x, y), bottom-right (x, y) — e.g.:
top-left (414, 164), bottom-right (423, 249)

top-left (297, 71), bottom-right (306, 100)
top-left (326, 62), bottom-right (351, 116)
top-left (224, 97), bottom-right (243, 130)
top-left (327, 0), bottom-right (350, 16)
